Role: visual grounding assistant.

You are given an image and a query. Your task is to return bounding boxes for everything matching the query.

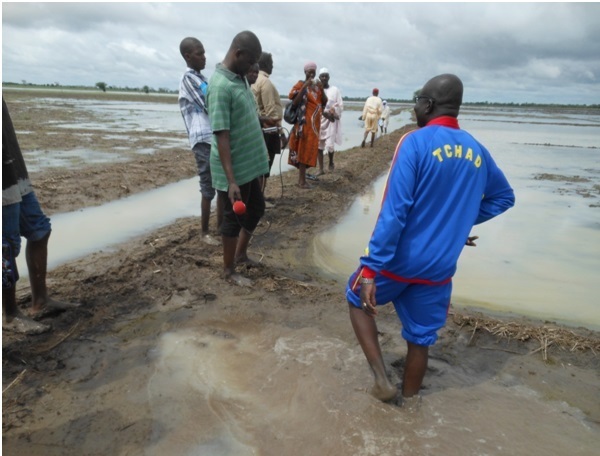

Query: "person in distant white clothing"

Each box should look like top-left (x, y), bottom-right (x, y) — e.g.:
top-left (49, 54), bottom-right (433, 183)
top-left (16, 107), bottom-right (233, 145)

top-left (380, 100), bottom-right (390, 134)
top-left (361, 88), bottom-right (382, 148)
top-left (314, 68), bottom-right (343, 176)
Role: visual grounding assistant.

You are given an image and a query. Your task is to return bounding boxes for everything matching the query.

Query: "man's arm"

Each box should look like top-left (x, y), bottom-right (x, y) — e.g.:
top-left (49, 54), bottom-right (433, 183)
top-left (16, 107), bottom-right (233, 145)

top-left (475, 150), bottom-right (515, 224)
top-left (214, 130), bottom-right (240, 203)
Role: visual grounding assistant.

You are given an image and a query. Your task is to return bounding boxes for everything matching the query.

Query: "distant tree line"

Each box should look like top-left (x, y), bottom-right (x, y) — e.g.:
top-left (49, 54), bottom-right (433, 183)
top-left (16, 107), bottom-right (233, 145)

top-left (2, 81), bottom-right (598, 108)
top-left (3, 81), bottom-right (177, 95)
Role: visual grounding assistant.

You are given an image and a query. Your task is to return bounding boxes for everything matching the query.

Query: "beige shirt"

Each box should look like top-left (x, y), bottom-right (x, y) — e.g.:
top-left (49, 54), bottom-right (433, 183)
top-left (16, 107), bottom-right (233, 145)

top-left (362, 95), bottom-right (383, 119)
top-left (251, 70), bottom-right (283, 125)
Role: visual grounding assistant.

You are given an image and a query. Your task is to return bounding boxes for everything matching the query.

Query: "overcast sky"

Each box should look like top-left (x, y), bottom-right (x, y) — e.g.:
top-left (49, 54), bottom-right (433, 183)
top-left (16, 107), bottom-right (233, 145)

top-left (2, 2), bottom-right (599, 104)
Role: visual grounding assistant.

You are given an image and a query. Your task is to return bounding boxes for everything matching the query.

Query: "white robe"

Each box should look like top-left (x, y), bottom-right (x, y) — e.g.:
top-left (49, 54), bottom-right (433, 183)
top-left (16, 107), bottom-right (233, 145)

top-left (319, 85), bottom-right (343, 153)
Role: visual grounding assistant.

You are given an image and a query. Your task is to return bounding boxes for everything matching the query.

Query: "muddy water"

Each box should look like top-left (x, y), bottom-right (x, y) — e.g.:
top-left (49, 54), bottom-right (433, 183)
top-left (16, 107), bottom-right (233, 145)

top-left (128, 306), bottom-right (596, 455)
top-left (313, 109), bottom-right (600, 330)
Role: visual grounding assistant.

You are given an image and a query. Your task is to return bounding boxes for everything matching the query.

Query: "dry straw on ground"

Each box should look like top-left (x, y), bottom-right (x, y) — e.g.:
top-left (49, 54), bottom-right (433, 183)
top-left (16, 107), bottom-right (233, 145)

top-left (451, 310), bottom-right (600, 360)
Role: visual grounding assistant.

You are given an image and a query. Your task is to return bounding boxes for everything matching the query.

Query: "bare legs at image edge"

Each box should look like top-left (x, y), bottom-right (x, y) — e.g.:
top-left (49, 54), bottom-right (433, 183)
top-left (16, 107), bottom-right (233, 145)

top-left (3, 232), bottom-right (80, 335)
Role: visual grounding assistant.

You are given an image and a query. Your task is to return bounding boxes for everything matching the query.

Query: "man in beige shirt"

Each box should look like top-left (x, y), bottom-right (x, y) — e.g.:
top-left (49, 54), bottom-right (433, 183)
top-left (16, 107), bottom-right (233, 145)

top-left (361, 88), bottom-right (382, 148)
top-left (251, 52), bottom-right (283, 197)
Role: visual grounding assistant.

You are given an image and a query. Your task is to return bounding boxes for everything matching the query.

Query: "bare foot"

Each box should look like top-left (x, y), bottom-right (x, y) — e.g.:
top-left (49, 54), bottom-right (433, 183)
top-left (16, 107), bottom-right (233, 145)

top-left (235, 256), bottom-right (261, 268)
top-left (370, 381), bottom-right (398, 402)
top-left (3, 313), bottom-right (51, 335)
top-left (224, 272), bottom-right (253, 287)
top-left (401, 394), bottom-right (422, 412)
top-left (29, 298), bottom-right (81, 320)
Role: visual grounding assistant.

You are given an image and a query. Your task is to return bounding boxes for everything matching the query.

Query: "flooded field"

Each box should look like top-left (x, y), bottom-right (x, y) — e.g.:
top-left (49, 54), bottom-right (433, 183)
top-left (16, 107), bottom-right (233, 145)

top-left (3, 90), bottom-right (599, 456)
top-left (313, 106), bottom-right (600, 329)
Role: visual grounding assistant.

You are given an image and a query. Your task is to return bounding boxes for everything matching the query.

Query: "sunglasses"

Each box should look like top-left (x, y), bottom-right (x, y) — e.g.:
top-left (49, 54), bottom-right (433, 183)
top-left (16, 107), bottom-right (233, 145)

top-left (413, 95), bottom-right (435, 104)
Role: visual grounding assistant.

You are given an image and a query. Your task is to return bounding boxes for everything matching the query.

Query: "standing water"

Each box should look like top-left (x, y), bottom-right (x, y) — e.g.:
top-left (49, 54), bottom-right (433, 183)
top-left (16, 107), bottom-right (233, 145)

top-left (312, 106), bottom-right (600, 330)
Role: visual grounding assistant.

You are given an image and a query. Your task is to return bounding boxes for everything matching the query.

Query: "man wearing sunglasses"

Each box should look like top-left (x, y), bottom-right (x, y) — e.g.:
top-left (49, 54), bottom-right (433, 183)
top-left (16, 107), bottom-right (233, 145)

top-left (346, 74), bottom-right (515, 407)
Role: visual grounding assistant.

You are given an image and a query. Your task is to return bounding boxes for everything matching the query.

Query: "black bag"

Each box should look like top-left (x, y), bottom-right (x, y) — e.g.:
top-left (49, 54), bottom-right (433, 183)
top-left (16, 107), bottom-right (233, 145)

top-left (284, 102), bottom-right (299, 124)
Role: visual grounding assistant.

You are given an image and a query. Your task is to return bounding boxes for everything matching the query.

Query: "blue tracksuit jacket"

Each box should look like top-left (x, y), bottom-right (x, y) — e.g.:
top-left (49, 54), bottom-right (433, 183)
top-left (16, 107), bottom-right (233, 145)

top-left (360, 116), bottom-right (515, 284)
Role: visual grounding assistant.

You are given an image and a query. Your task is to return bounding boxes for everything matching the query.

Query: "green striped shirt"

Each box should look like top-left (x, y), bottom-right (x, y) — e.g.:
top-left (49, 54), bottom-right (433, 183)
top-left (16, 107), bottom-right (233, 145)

top-left (207, 63), bottom-right (269, 191)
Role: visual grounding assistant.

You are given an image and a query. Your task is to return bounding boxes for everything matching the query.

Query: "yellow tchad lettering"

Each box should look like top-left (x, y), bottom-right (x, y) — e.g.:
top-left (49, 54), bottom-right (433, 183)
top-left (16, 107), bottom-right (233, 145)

top-left (431, 144), bottom-right (482, 168)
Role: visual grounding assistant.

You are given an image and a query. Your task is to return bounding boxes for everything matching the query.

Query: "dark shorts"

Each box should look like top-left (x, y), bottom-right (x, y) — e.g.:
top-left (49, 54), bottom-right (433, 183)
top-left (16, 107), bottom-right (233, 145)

top-left (346, 267), bottom-right (452, 346)
top-left (192, 142), bottom-right (216, 200)
top-left (2, 191), bottom-right (52, 286)
top-left (2, 191), bottom-right (52, 258)
top-left (218, 178), bottom-right (265, 238)
top-left (263, 132), bottom-right (281, 178)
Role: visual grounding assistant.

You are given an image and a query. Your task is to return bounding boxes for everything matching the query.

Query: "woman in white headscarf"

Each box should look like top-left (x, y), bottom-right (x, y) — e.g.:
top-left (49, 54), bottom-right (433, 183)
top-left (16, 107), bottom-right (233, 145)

top-left (287, 61), bottom-right (327, 189)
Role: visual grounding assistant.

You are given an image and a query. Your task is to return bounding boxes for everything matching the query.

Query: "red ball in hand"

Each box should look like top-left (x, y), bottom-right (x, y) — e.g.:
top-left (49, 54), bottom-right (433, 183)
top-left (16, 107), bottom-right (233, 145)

top-left (233, 200), bottom-right (246, 215)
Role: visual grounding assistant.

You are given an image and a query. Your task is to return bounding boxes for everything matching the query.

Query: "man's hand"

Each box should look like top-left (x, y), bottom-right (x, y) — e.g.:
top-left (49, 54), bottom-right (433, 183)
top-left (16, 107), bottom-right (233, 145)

top-left (466, 235), bottom-right (479, 247)
top-left (260, 116), bottom-right (277, 128)
top-left (228, 183), bottom-right (241, 205)
top-left (359, 282), bottom-right (378, 316)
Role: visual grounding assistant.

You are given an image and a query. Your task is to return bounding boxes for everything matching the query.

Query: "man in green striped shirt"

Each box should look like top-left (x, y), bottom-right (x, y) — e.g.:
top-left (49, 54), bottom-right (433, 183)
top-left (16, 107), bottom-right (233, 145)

top-left (208, 30), bottom-right (269, 287)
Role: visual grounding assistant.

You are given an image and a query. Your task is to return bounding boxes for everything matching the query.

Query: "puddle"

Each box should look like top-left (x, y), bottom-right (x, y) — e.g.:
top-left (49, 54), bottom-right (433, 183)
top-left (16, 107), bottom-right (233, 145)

top-left (16, 178), bottom-right (200, 275)
top-left (24, 148), bottom-right (132, 173)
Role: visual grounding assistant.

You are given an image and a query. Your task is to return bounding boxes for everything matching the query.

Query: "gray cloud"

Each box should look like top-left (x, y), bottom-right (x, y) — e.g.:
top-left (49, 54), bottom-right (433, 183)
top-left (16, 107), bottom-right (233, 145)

top-left (3, 2), bottom-right (599, 104)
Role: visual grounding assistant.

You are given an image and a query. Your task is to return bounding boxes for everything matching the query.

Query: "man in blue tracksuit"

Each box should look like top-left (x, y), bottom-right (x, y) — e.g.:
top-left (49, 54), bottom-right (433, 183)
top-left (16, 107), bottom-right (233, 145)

top-left (346, 74), bottom-right (515, 405)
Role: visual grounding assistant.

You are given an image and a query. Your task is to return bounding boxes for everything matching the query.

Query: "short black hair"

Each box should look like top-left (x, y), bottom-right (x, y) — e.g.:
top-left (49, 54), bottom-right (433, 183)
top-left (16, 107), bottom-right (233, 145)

top-left (179, 37), bottom-right (201, 58)
top-left (258, 52), bottom-right (272, 71)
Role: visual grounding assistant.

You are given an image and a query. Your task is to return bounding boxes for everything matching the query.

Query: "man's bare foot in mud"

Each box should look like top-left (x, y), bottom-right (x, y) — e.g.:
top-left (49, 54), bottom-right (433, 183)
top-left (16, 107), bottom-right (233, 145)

top-left (223, 271), bottom-right (253, 287)
top-left (400, 394), bottom-right (422, 412)
top-left (370, 380), bottom-right (398, 402)
top-left (3, 312), bottom-right (51, 335)
top-left (235, 255), bottom-right (261, 268)
top-left (28, 298), bottom-right (81, 320)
